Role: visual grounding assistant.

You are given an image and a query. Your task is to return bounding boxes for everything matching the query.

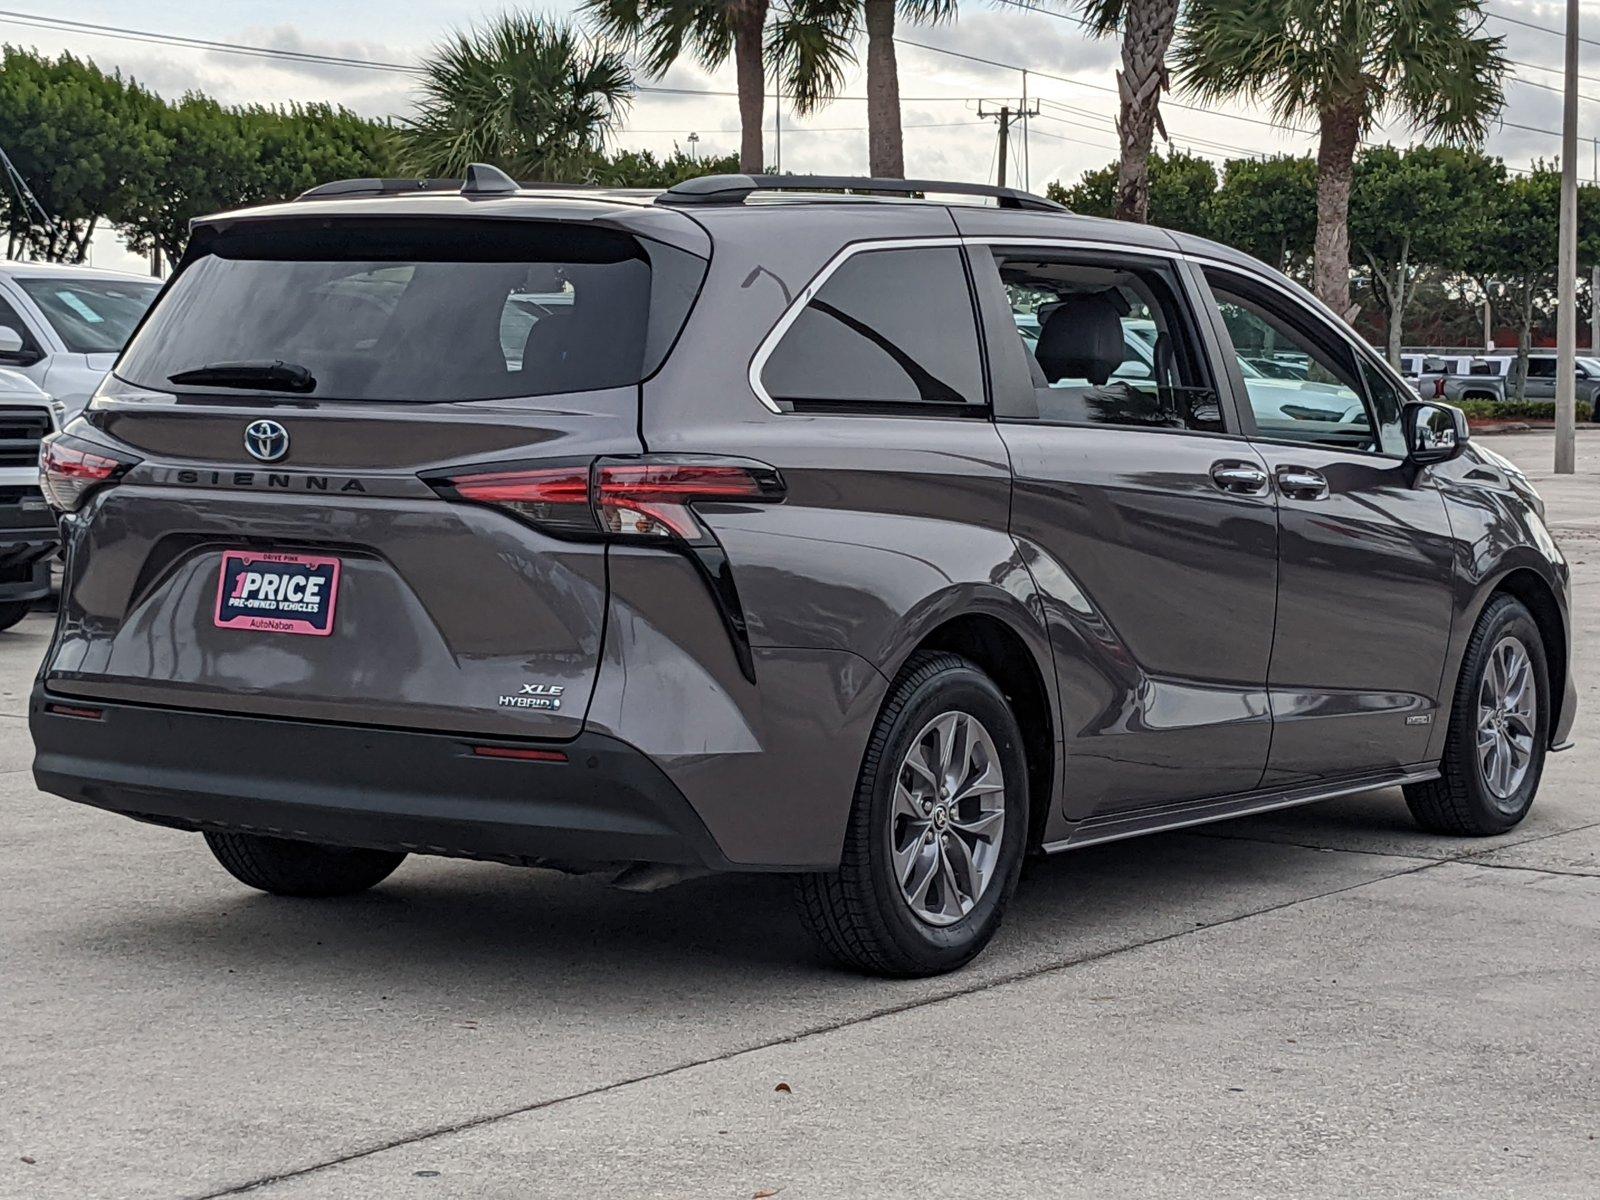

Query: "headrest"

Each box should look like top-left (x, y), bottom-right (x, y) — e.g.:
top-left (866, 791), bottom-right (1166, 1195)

top-left (1035, 294), bottom-right (1126, 386)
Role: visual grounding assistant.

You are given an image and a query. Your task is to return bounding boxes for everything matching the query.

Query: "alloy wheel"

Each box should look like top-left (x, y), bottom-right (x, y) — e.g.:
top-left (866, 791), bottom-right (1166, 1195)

top-left (1476, 635), bottom-right (1538, 805)
top-left (888, 711), bottom-right (1007, 927)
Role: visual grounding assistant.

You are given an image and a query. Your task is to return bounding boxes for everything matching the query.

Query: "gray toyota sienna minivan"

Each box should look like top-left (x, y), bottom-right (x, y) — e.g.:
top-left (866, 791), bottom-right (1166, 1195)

top-left (31, 168), bottom-right (1576, 976)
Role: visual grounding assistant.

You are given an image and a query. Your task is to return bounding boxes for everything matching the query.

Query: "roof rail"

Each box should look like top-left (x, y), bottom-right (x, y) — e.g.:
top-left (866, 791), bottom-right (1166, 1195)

top-left (656, 174), bottom-right (1067, 213)
top-left (295, 177), bottom-right (460, 201)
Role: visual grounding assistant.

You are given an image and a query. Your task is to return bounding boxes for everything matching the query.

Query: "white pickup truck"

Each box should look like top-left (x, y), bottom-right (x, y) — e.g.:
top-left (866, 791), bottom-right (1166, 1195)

top-left (0, 366), bottom-right (58, 629)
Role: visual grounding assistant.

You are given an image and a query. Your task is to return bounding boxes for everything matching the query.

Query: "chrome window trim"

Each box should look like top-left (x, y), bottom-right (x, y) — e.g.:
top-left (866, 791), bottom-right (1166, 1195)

top-left (746, 231), bottom-right (1397, 418)
top-left (746, 236), bottom-right (966, 413)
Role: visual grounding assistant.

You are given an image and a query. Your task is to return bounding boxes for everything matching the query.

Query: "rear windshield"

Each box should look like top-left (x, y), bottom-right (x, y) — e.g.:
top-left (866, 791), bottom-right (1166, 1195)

top-left (117, 219), bottom-right (706, 402)
top-left (16, 276), bottom-right (161, 354)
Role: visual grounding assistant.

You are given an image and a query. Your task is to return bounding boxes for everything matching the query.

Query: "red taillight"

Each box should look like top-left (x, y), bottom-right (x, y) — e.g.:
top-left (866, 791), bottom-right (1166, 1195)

top-left (596, 462), bottom-right (777, 540)
top-left (447, 465), bottom-right (595, 534)
top-left (432, 456), bottom-right (785, 543)
top-left (40, 437), bottom-right (129, 513)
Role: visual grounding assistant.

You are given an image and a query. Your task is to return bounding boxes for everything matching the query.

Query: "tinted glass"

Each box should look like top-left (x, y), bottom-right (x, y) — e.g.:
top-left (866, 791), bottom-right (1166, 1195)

top-left (1207, 274), bottom-right (1378, 451)
top-left (997, 253), bottom-right (1221, 431)
top-left (15, 277), bottom-right (160, 354)
top-left (118, 220), bottom-right (706, 402)
top-left (1526, 357), bottom-right (1556, 378)
top-left (762, 247), bottom-right (983, 408)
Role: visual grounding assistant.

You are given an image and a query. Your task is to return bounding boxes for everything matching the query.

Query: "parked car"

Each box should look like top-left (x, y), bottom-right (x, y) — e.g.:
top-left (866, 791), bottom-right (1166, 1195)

top-left (0, 367), bottom-right (58, 629)
top-left (30, 170), bottom-right (1576, 976)
top-left (1476, 354), bottom-right (1600, 417)
top-left (1416, 358), bottom-right (1509, 405)
top-left (0, 262), bottom-right (162, 419)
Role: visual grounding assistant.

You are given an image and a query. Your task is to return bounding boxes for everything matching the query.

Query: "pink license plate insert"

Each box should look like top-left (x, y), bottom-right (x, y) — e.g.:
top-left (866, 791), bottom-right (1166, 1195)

top-left (214, 550), bottom-right (340, 636)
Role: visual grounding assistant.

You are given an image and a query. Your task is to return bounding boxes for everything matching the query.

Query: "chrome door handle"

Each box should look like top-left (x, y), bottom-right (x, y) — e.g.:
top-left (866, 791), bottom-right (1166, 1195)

top-left (1210, 461), bottom-right (1269, 495)
top-left (1275, 466), bottom-right (1330, 500)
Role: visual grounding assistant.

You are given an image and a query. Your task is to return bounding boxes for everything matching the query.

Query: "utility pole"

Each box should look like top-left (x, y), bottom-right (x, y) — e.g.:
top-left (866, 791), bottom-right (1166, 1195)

top-left (1592, 263), bottom-right (1599, 354)
top-left (686, 131), bottom-right (700, 163)
top-left (1556, 0), bottom-right (1579, 474)
top-left (978, 101), bottom-right (1039, 190)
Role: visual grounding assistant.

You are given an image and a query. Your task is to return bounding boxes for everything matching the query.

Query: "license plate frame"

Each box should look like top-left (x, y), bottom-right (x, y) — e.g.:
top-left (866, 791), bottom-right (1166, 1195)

top-left (213, 550), bottom-right (341, 637)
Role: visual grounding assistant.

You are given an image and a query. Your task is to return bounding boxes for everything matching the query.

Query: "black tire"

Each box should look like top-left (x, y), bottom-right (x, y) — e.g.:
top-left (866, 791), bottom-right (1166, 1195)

top-left (0, 599), bottom-right (33, 632)
top-left (1404, 595), bottom-right (1550, 836)
top-left (794, 651), bottom-right (1029, 977)
top-left (204, 831), bottom-right (405, 897)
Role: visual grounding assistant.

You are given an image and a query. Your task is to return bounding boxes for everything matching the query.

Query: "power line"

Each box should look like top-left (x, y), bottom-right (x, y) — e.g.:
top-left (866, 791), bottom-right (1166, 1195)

top-left (1488, 8), bottom-right (1600, 50)
top-left (0, 9), bottom-right (986, 104)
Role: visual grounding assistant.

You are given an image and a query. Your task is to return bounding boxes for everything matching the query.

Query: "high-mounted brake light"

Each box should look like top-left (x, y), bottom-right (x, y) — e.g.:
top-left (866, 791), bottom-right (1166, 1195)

top-left (40, 436), bottom-right (136, 513)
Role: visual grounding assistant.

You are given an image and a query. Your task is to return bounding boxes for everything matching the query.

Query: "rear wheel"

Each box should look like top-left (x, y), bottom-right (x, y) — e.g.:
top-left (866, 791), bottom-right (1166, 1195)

top-left (795, 652), bottom-right (1029, 977)
top-left (1405, 595), bottom-right (1549, 836)
top-left (0, 600), bottom-right (32, 632)
top-left (204, 831), bottom-right (405, 897)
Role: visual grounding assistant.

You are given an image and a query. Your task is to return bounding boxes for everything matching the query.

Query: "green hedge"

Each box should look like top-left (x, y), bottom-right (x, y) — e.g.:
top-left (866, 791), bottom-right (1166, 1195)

top-left (1456, 399), bottom-right (1594, 421)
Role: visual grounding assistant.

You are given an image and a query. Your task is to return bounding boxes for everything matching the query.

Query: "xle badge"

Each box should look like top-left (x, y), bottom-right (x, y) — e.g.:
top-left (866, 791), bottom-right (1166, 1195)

top-left (499, 683), bottom-right (564, 710)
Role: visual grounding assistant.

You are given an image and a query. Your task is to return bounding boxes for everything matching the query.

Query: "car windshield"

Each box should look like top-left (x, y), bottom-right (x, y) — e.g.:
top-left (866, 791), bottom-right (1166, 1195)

top-left (14, 277), bottom-right (161, 354)
top-left (117, 219), bottom-right (707, 402)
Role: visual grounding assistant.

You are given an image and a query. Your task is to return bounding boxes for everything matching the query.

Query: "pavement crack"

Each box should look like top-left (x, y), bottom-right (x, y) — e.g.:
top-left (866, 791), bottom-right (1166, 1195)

top-left (187, 856), bottom-right (1444, 1200)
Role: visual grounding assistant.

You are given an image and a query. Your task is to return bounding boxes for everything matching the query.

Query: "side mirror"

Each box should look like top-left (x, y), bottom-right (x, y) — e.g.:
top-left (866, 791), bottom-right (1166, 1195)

top-left (0, 325), bottom-right (38, 365)
top-left (1404, 400), bottom-right (1469, 465)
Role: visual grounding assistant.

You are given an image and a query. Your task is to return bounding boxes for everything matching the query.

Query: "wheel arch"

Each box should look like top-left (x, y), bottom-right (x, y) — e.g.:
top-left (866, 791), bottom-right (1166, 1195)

top-left (902, 610), bottom-right (1057, 852)
top-left (1487, 566), bottom-right (1569, 742)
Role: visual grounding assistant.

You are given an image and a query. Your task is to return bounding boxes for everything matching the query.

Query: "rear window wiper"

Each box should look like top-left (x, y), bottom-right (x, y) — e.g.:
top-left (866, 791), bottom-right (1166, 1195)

top-left (167, 360), bottom-right (316, 393)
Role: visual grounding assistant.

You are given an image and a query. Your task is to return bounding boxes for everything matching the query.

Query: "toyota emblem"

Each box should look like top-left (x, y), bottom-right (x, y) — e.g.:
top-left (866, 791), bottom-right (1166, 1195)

top-left (244, 419), bottom-right (289, 463)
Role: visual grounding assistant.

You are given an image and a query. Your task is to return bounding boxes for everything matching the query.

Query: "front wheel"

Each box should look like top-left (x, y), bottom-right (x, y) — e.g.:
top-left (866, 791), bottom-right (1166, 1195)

top-left (794, 651), bottom-right (1029, 977)
top-left (1405, 595), bottom-right (1550, 836)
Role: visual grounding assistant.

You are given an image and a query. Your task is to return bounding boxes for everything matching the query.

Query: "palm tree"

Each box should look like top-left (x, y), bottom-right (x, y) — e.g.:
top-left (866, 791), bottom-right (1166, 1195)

top-left (587, 0), bottom-right (773, 173)
top-left (768, 0), bottom-right (956, 179)
top-left (1175, 0), bottom-right (1504, 317)
top-left (1078, 0), bottom-right (1182, 224)
top-left (401, 14), bottom-right (632, 180)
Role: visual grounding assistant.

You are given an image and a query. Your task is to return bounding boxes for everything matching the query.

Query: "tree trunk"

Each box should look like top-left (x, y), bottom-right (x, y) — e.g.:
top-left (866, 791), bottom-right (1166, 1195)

top-left (864, 0), bottom-right (903, 178)
top-left (1386, 240), bottom-right (1408, 366)
top-left (732, 0), bottom-right (768, 174)
top-left (1313, 98), bottom-right (1363, 318)
top-left (1113, 0), bottom-right (1180, 223)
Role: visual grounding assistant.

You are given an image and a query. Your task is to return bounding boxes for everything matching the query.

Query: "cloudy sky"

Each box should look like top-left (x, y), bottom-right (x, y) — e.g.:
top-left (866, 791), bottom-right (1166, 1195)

top-left (14, 0), bottom-right (1597, 272)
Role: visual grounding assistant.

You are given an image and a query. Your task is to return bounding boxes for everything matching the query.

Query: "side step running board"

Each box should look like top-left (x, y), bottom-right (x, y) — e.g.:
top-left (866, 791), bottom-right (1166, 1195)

top-left (1042, 767), bottom-right (1441, 854)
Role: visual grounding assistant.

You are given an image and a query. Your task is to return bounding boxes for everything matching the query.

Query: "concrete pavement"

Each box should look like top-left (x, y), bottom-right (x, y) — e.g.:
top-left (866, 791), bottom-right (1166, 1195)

top-left (3, 431), bottom-right (1597, 1200)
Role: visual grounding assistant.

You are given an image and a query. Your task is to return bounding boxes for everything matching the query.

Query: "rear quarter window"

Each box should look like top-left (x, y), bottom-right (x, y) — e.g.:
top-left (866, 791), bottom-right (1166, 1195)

top-left (117, 219), bottom-right (706, 402)
top-left (760, 246), bottom-right (984, 411)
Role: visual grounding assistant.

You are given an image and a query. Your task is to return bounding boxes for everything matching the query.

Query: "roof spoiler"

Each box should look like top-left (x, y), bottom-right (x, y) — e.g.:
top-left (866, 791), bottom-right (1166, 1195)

top-left (655, 174), bottom-right (1067, 213)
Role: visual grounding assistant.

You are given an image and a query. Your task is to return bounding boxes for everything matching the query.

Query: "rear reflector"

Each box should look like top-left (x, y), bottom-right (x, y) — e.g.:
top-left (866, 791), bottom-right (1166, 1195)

top-left (471, 745), bottom-right (568, 763)
top-left (44, 703), bottom-right (104, 720)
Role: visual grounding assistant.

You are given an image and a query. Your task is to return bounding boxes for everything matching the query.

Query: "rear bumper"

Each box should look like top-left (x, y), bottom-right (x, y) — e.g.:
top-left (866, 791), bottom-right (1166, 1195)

top-left (29, 688), bottom-right (738, 872)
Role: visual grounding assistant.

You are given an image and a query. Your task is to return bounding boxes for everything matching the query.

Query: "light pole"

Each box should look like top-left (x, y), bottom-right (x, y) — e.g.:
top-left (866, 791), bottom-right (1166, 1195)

top-left (1556, 0), bottom-right (1579, 474)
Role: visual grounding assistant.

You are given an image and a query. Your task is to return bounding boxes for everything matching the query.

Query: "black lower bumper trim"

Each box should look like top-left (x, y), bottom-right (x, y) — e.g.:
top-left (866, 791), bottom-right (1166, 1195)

top-left (30, 687), bottom-right (734, 871)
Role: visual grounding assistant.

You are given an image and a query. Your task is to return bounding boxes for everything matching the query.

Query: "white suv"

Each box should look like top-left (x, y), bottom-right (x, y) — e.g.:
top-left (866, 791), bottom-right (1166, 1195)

top-left (0, 262), bottom-right (161, 420)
